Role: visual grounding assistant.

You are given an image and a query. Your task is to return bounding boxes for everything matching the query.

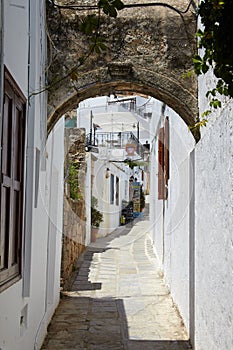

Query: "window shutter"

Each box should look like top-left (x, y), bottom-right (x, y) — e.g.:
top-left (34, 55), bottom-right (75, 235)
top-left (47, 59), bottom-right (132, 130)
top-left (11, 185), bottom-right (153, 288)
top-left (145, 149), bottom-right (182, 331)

top-left (158, 127), bottom-right (164, 200)
top-left (0, 67), bottom-right (26, 290)
top-left (164, 117), bottom-right (169, 199)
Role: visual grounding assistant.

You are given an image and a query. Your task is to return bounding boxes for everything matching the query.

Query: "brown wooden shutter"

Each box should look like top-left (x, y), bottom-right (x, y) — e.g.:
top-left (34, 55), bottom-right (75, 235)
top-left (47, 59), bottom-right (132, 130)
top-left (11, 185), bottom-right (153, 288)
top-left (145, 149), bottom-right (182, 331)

top-left (158, 127), bottom-right (164, 200)
top-left (0, 67), bottom-right (26, 288)
top-left (164, 117), bottom-right (169, 199)
top-left (158, 119), bottom-right (170, 200)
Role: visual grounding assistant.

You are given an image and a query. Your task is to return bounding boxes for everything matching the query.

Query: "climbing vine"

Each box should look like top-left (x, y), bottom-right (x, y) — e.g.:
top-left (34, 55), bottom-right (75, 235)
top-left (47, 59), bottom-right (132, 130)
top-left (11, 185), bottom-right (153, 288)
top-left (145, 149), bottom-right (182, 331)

top-left (68, 160), bottom-right (81, 201)
top-left (193, 0), bottom-right (233, 118)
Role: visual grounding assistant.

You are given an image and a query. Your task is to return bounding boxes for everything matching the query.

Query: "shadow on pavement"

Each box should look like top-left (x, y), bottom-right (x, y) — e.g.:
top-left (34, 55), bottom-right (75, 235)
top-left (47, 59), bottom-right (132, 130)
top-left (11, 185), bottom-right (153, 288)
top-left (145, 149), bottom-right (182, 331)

top-left (71, 248), bottom-right (108, 291)
top-left (42, 204), bottom-right (192, 349)
top-left (42, 294), bottom-right (192, 350)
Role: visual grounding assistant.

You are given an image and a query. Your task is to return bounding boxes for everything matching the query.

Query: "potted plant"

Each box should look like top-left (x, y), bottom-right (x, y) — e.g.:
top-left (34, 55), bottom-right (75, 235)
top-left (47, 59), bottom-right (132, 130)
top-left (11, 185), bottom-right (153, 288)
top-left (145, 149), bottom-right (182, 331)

top-left (91, 196), bottom-right (103, 242)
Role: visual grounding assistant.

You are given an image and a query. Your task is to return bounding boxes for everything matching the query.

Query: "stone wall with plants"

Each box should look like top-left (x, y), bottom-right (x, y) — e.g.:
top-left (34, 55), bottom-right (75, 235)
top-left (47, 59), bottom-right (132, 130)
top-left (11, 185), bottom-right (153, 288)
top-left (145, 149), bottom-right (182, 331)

top-left (61, 127), bottom-right (87, 290)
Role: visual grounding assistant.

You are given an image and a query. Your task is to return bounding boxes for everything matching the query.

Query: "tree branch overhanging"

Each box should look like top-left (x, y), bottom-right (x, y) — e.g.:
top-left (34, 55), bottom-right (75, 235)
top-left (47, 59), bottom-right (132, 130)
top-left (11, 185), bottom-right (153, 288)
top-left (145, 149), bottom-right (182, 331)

top-left (49, 0), bottom-right (197, 16)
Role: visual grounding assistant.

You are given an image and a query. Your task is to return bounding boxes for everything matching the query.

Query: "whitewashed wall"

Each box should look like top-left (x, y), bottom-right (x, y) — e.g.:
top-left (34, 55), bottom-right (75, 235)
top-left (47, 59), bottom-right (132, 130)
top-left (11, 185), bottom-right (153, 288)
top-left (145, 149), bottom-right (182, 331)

top-left (150, 101), bottom-right (195, 331)
top-left (0, 2), bottom-right (64, 350)
top-left (0, 106), bottom-right (64, 350)
top-left (92, 151), bottom-right (131, 237)
top-left (85, 153), bottom-right (92, 245)
top-left (149, 100), bottom-right (163, 260)
top-left (194, 75), bottom-right (233, 349)
top-left (20, 118), bottom-right (64, 350)
top-left (0, 2), bottom-right (30, 349)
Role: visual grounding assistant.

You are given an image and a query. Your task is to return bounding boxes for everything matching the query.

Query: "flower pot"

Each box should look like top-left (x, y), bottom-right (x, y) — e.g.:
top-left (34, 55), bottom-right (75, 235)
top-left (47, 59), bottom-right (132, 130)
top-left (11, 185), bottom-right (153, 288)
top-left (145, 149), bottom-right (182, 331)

top-left (91, 227), bottom-right (99, 242)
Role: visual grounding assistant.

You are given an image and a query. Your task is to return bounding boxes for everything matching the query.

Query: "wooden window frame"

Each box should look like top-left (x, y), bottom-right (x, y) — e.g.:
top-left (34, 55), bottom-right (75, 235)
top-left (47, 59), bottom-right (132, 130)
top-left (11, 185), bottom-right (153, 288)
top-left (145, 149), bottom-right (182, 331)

top-left (158, 117), bottom-right (169, 200)
top-left (164, 116), bottom-right (169, 199)
top-left (0, 67), bottom-right (26, 292)
top-left (158, 127), bottom-right (165, 200)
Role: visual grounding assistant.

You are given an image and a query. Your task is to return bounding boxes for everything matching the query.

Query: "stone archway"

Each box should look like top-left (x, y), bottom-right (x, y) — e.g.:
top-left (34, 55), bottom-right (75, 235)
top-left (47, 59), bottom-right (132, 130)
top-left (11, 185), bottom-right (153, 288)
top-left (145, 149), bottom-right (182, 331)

top-left (47, 66), bottom-right (199, 140)
top-left (47, 1), bottom-right (199, 140)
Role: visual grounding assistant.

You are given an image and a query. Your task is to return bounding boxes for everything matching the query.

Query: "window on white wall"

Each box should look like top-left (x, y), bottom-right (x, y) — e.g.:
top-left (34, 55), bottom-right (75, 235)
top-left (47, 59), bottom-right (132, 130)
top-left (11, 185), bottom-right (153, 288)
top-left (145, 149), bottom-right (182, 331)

top-left (116, 176), bottom-right (119, 206)
top-left (164, 116), bottom-right (170, 198)
top-left (0, 67), bottom-right (26, 291)
top-left (158, 116), bottom-right (170, 200)
top-left (158, 126), bottom-right (164, 200)
top-left (110, 174), bottom-right (114, 204)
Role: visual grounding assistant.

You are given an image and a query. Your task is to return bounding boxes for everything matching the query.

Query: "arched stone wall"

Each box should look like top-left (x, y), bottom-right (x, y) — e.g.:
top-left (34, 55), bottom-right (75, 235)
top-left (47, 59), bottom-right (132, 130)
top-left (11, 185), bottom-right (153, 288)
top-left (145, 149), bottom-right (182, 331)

top-left (47, 1), bottom-right (199, 140)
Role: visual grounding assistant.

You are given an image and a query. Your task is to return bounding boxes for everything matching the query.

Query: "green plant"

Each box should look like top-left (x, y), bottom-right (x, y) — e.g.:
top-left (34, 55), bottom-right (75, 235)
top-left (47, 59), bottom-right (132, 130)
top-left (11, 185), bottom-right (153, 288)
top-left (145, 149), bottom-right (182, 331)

top-left (124, 159), bottom-right (148, 169)
top-left (69, 160), bottom-right (81, 201)
top-left (193, 1), bottom-right (233, 115)
top-left (91, 196), bottom-right (103, 228)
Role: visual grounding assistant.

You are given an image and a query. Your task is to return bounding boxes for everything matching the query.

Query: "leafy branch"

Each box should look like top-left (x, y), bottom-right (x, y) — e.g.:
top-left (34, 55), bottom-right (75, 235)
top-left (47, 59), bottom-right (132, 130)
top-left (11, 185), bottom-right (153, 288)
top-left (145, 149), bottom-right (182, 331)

top-left (193, 0), bottom-right (233, 121)
top-left (91, 196), bottom-right (103, 228)
top-left (124, 158), bottom-right (148, 169)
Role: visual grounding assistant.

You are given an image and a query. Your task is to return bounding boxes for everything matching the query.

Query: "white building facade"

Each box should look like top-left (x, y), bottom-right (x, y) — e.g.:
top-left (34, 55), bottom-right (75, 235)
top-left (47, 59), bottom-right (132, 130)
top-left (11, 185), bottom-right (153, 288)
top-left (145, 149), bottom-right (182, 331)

top-left (149, 75), bottom-right (233, 349)
top-left (194, 72), bottom-right (233, 349)
top-left (0, 2), bottom-right (64, 350)
top-left (91, 149), bottom-right (132, 238)
top-left (78, 96), bottom-right (151, 240)
top-left (149, 99), bottom-right (195, 334)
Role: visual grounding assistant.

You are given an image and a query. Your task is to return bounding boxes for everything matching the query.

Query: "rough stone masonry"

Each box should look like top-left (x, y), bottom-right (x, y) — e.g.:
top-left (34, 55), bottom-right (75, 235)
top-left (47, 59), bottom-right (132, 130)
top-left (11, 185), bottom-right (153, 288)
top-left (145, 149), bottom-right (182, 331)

top-left (46, 0), bottom-right (199, 140)
top-left (62, 127), bottom-right (87, 289)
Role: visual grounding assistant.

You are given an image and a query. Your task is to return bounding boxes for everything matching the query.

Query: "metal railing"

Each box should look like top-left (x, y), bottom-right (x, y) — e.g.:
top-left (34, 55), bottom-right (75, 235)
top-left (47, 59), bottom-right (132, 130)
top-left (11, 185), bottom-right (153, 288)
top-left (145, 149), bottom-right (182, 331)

top-left (108, 98), bottom-right (152, 119)
top-left (86, 131), bottom-right (149, 160)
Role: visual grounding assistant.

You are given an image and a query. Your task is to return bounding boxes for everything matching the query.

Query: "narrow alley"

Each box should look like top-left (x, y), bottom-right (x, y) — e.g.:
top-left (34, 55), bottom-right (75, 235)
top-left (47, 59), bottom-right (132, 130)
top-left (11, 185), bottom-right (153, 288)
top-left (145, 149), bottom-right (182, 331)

top-left (41, 206), bottom-right (191, 350)
top-left (1, 2), bottom-right (232, 350)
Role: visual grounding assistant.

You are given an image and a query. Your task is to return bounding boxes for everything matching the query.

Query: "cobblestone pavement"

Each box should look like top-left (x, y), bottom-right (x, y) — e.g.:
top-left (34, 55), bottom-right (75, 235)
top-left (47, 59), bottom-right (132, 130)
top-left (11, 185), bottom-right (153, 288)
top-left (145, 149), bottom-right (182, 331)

top-left (41, 211), bottom-right (192, 350)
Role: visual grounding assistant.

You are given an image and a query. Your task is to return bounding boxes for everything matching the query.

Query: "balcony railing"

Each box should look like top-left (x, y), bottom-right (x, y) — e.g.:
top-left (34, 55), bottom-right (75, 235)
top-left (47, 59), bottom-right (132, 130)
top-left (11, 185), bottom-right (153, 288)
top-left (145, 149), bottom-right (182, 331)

top-left (86, 131), bottom-right (149, 160)
top-left (108, 98), bottom-right (152, 119)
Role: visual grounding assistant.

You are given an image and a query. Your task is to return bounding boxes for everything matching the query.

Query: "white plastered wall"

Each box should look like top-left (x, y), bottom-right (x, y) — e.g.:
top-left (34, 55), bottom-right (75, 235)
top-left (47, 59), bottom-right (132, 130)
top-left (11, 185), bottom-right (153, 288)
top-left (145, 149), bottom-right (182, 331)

top-left (92, 153), bottom-right (130, 237)
top-left (0, 1), bottom-right (64, 349)
top-left (150, 101), bottom-right (195, 332)
top-left (194, 73), bottom-right (233, 350)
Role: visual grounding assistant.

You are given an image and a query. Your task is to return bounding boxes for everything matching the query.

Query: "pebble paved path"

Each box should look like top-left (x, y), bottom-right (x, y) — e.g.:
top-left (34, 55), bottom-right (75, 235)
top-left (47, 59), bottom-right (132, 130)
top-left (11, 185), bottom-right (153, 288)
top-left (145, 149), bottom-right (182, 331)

top-left (41, 211), bottom-right (192, 350)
